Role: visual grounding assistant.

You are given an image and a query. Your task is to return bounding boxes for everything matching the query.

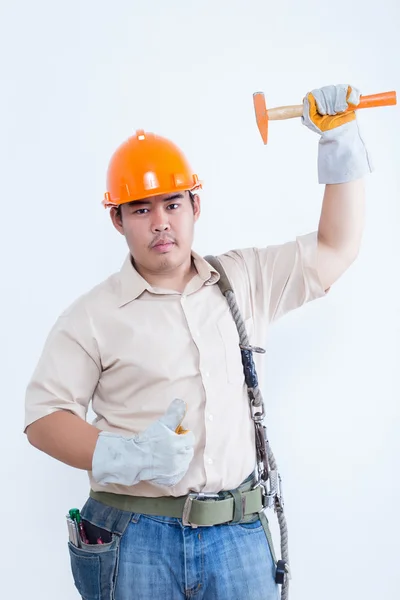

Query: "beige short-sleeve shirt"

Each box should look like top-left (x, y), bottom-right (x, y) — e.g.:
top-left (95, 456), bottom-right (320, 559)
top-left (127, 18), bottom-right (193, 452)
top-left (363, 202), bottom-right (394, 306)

top-left (24, 231), bottom-right (327, 497)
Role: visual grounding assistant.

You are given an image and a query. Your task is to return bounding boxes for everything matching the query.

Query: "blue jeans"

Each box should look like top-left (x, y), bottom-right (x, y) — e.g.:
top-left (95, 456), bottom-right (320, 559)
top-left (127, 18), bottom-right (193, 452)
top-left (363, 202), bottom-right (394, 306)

top-left (68, 497), bottom-right (279, 599)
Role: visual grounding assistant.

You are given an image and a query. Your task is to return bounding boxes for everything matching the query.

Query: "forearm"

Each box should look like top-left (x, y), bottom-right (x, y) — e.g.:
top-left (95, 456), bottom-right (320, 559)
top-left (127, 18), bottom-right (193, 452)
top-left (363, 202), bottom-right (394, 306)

top-left (318, 178), bottom-right (366, 259)
top-left (26, 410), bottom-right (100, 470)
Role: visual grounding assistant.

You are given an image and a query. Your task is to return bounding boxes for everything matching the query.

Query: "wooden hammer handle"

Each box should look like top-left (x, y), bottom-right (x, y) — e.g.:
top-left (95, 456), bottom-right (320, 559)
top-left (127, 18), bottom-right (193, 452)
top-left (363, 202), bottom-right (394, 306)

top-left (268, 91), bottom-right (397, 121)
top-left (267, 105), bottom-right (303, 120)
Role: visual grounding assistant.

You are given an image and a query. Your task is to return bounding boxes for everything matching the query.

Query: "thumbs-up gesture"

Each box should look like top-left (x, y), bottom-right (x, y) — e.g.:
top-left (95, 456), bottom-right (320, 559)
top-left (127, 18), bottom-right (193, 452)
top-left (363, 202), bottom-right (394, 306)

top-left (92, 399), bottom-right (195, 488)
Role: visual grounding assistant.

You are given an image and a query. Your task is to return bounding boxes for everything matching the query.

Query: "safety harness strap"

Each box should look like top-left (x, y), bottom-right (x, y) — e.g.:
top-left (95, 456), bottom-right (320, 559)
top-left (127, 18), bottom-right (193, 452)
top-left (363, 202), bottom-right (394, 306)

top-left (205, 254), bottom-right (291, 599)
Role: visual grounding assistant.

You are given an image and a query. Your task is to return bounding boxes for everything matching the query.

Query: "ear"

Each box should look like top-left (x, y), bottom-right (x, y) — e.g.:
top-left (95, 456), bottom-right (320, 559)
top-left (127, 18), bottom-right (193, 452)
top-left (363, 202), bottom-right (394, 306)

top-left (192, 193), bottom-right (201, 222)
top-left (110, 207), bottom-right (124, 234)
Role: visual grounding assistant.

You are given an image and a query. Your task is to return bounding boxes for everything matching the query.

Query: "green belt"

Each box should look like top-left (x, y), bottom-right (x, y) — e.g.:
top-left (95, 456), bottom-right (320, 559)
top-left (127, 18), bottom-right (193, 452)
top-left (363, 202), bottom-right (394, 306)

top-left (90, 484), bottom-right (264, 528)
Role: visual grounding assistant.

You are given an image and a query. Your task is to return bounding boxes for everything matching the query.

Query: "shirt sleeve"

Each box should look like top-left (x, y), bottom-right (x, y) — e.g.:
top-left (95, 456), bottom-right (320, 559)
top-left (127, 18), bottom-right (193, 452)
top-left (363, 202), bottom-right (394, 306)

top-left (24, 298), bottom-right (101, 433)
top-left (219, 231), bottom-right (329, 324)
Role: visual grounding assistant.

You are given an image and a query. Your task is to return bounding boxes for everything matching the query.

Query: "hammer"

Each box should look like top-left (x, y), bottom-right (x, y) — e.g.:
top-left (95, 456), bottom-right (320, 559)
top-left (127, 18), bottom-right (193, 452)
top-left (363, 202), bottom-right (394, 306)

top-left (253, 89), bottom-right (397, 144)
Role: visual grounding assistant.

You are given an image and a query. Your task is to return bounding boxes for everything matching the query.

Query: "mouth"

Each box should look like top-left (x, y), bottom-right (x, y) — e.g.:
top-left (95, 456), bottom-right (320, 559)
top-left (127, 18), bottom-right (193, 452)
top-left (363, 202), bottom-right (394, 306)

top-left (151, 239), bottom-right (175, 253)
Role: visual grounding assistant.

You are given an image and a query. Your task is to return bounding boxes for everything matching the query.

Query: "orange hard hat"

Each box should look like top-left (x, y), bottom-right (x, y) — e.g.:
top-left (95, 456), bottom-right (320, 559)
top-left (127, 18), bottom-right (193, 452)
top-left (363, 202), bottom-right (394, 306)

top-left (103, 130), bottom-right (202, 208)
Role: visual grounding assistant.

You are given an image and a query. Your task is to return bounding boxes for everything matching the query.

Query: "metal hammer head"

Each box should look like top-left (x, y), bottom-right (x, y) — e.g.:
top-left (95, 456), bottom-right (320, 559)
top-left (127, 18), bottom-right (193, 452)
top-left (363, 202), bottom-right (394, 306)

top-left (253, 92), bottom-right (268, 144)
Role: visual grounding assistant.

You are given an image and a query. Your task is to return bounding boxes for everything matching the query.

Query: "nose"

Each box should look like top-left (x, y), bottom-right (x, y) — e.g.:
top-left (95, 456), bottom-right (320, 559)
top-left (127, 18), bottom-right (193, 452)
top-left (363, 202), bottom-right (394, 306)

top-left (153, 223), bottom-right (170, 232)
top-left (151, 206), bottom-right (170, 233)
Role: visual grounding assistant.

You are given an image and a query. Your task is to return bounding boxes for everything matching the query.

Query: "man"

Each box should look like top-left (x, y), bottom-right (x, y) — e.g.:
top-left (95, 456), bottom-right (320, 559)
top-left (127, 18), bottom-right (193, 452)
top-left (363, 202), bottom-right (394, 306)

top-left (24, 84), bottom-right (370, 600)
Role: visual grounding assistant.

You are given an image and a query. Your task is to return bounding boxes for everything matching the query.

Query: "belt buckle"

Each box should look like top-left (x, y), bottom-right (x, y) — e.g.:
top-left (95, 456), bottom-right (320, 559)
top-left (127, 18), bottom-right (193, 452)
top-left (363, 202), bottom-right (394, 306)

top-left (182, 492), bottom-right (220, 528)
top-left (256, 471), bottom-right (284, 511)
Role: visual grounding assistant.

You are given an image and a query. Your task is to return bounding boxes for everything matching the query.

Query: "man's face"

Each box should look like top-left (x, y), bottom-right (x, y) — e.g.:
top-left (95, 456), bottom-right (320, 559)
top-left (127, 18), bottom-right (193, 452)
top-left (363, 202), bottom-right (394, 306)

top-left (110, 191), bottom-right (201, 274)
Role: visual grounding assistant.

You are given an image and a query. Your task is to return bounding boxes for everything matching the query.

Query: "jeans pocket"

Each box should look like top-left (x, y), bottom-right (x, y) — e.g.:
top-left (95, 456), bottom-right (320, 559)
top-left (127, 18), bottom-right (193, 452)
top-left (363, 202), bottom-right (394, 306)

top-left (68, 536), bottom-right (119, 600)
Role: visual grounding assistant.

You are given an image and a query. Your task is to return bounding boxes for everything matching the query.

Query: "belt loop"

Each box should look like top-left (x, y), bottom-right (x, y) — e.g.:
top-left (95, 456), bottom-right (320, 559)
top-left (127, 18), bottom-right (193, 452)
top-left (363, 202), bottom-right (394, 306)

top-left (259, 510), bottom-right (277, 564)
top-left (229, 488), bottom-right (245, 523)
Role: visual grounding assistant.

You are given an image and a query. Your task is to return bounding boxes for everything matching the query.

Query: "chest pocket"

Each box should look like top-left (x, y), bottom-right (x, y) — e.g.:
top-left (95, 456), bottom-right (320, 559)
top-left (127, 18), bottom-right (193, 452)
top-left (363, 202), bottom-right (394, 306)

top-left (217, 312), bottom-right (254, 385)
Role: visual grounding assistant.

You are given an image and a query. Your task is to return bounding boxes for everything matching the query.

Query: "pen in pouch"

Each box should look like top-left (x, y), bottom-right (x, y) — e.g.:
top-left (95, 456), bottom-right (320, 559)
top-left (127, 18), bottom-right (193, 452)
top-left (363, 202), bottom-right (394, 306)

top-left (74, 520), bottom-right (81, 546)
top-left (69, 508), bottom-right (89, 545)
top-left (66, 516), bottom-right (80, 547)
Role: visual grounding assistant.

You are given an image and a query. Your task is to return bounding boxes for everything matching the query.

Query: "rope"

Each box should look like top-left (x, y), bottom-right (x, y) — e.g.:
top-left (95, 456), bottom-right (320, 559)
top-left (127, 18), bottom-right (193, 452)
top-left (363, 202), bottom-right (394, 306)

top-left (225, 290), bottom-right (290, 600)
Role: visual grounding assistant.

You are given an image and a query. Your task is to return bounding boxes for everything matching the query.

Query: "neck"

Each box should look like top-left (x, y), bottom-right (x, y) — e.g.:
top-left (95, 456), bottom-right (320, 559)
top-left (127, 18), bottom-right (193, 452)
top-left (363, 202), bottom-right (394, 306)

top-left (132, 255), bottom-right (196, 293)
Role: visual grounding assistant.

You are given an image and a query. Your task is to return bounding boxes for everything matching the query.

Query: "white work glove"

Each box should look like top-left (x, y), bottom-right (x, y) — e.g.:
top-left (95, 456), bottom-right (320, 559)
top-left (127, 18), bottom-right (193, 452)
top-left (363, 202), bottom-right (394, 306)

top-left (92, 399), bottom-right (195, 487)
top-left (302, 84), bottom-right (372, 184)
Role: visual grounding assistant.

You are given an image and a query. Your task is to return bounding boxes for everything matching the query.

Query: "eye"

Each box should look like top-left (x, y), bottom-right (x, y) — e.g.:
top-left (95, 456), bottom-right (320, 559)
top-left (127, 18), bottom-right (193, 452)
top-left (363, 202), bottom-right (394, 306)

top-left (167, 203), bottom-right (180, 210)
top-left (133, 208), bottom-right (149, 215)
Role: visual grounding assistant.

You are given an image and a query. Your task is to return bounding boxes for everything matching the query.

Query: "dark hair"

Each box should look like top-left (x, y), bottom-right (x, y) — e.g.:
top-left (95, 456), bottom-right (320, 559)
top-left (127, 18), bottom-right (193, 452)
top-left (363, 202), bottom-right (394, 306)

top-left (115, 191), bottom-right (195, 220)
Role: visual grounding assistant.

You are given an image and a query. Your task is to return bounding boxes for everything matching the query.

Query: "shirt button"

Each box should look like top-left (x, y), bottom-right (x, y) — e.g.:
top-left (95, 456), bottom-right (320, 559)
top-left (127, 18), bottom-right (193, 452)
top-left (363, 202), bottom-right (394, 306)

top-left (208, 414), bottom-right (213, 421)
top-left (204, 371), bottom-right (210, 378)
top-left (206, 458), bottom-right (213, 465)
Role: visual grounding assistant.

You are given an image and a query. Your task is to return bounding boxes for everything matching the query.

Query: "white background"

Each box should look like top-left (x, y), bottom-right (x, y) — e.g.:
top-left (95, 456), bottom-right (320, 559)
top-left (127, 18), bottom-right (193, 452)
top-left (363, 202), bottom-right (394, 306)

top-left (1, 1), bottom-right (399, 599)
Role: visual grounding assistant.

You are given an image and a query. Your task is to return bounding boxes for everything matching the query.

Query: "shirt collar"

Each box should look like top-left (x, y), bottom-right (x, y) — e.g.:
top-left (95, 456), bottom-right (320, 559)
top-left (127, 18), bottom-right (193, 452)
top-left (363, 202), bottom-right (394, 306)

top-left (118, 251), bottom-right (220, 307)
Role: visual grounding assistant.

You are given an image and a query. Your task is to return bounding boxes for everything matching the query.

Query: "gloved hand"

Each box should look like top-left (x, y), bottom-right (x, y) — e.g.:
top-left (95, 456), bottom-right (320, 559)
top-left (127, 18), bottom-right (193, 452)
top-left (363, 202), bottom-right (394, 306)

top-left (92, 399), bottom-right (195, 487)
top-left (302, 84), bottom-right (372, 184)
